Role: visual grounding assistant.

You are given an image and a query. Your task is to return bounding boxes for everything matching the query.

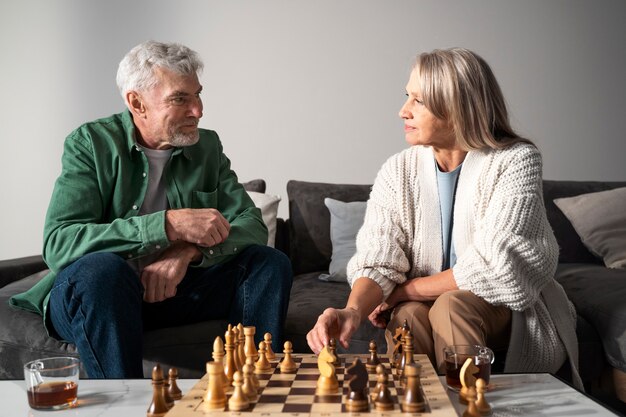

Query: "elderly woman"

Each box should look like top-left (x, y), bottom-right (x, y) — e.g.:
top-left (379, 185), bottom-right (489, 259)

top-left (306, 47), bottom-right (582, 389)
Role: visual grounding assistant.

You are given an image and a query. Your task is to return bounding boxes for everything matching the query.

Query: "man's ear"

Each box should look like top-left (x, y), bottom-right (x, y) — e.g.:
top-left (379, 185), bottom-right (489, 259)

top-left (126, 91), bottom-right (146, 117)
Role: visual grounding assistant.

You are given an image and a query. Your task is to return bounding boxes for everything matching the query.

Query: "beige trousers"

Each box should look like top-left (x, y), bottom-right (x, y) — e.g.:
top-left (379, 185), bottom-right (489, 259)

top-left (385, 290), bottom-right (511, 372)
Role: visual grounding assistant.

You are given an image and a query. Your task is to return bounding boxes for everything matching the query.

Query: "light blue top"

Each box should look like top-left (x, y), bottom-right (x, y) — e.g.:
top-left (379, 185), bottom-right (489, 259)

top-left (436, 162), bottom-right (462, 270)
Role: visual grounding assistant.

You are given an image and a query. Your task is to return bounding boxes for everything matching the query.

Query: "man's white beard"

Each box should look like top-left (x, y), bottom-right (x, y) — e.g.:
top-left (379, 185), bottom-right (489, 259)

top-left (169, 129), bottom-right (199, 147)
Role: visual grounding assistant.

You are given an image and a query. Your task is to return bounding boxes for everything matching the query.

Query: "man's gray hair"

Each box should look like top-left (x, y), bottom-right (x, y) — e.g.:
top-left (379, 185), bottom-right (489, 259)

top-left (116, 41), bottom-right (204, 97)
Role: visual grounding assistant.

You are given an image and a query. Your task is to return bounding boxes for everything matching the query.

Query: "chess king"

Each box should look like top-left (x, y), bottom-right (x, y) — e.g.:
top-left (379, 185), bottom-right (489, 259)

top-left (306, 47), bottom-right (583, 390)
top-left (9, 41), bottom-right (293, 378)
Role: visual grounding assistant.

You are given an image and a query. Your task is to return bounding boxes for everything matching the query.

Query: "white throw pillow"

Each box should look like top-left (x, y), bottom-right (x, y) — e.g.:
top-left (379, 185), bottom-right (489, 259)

top-left (554, 187), bottom-right (626, 269)
top-left (319, 198), bottom-right (367, 282)
top-left (247, 191), bottom-right (281, 247)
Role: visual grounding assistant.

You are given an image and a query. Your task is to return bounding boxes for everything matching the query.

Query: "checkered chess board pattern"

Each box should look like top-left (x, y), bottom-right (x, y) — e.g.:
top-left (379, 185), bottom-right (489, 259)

top-left (167, 354), bottom-right (455, 417)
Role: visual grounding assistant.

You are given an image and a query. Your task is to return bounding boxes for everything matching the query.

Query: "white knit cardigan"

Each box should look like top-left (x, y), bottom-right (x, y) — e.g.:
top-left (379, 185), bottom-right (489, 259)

top-left (347, 143), bottom-right (583, 389)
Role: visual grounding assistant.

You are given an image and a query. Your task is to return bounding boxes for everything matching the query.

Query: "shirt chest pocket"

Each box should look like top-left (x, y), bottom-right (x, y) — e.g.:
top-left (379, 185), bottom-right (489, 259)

top-left (192, 189), bottom-right (218, 209)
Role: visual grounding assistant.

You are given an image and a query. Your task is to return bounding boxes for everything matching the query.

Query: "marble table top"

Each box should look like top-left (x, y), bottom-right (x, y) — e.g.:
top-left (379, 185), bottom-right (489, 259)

top-left (2, 373), bottom-right (618, 417)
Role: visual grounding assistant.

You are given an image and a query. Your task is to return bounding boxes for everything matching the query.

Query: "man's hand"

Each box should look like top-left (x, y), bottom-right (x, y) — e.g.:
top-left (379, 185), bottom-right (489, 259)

top-left (141, 243), bottom-right (200, 303)
top-left (306, 307), bottom-right (361, 354)
top-left (165, 208), bottom-right (230, 247)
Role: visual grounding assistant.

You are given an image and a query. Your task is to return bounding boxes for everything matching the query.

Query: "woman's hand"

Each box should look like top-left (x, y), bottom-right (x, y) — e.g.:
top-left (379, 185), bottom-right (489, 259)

top-left (306, 307), bottom-right (361, 354)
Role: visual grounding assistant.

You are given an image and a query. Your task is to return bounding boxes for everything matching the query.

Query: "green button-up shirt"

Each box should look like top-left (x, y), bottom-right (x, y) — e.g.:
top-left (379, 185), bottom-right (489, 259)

top-left (10, 110), bottom-right (267, 324)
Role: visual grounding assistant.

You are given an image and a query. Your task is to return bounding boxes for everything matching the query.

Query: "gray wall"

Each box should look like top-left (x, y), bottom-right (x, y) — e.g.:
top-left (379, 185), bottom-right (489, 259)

top-left (1, 0), bottom-right (625, 260)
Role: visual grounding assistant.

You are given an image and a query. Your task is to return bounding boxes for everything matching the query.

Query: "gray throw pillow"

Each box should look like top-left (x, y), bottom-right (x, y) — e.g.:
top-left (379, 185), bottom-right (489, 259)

top-left (554, 187), bottom-right (626, 269)
top-left (319, 198), bottom-right (367, 282)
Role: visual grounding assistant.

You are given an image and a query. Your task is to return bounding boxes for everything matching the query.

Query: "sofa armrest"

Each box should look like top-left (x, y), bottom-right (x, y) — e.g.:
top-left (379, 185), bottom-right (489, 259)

top-left (0, 255), bottom-right (47, 289)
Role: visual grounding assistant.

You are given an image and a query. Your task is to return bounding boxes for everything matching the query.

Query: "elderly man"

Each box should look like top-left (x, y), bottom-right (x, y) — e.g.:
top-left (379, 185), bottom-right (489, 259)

top-left (10, 41), bottom-right (292, 378)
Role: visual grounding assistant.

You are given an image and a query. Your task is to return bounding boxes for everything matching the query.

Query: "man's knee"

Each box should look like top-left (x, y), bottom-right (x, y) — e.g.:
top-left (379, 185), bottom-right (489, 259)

top-left (242, 245), bottom-right (293, 281)
top-left (55, 252), bottom-right (139, 298)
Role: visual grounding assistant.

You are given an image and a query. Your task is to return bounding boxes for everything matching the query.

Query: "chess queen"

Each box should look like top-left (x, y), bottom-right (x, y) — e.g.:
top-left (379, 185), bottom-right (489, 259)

top-left (306, 47), bottom-right (583, 391)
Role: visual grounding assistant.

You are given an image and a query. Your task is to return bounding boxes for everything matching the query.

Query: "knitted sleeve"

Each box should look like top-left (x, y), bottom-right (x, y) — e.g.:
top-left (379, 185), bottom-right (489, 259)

top-left (347, 154), bottom-right (411, 298)
top-left (453, 145), bottom-right (559, 311)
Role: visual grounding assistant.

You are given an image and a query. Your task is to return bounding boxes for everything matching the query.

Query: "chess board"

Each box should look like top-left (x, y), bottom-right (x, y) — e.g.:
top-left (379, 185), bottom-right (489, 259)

top-left (166, 354), bottom-right (455, 416)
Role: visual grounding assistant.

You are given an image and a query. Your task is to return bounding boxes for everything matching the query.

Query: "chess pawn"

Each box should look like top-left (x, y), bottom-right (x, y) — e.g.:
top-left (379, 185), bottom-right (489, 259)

top-left (366, 340), bottom-right (381, 372)
top-left (254, 341), bottom-right (272, 373)
top-left (242, 363), bottom-right (257, 401)
top-left (280, 341), bottom-right (297, 373)
top-left (373, 364), bottom-right (393, 411)
top-left (401, 363), bottom-right (425, 413)
top-left (244, 326), bottom-right (259, 362)
top-left (224, 326), bottom-right (237, 383)
top-left (212, 336), bottom-right (230, 389)
top-left (204, 361), bottom-right (227, 410)
top-left (228, 371), bottom-right (250, 411)
top-left (147, 364), bottom-right (170, 417)
top-left (163, 379), bottom-right (175, 409)
top-left (264, 333), bottom-right (276, 360)
top-left (463, 386), bottom-right (480, 417)
top-left (475, 378), bottom-right (492, 416)
top-left (245, 356), bottom-right (260, 392)
top-left (168, 367), bottom-right (182, 400)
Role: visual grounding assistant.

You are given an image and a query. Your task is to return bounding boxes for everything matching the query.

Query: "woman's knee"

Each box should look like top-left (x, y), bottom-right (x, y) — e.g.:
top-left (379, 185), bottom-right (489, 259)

top-left (429, 290), bottom-right (481, 319)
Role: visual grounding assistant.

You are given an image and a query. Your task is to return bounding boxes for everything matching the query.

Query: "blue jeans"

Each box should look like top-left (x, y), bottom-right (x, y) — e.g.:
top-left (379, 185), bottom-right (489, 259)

top-left (48, 245), bottom-right (292, 378)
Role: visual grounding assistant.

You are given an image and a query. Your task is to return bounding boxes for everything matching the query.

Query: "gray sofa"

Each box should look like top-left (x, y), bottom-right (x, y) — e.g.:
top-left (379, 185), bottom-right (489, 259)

top-left (1, 179), bottom-right (625, 405)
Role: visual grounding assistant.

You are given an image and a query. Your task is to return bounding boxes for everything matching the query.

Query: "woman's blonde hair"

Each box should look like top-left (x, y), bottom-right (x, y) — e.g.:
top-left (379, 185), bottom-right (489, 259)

top-left (414, 47), bottom-right (533, 150)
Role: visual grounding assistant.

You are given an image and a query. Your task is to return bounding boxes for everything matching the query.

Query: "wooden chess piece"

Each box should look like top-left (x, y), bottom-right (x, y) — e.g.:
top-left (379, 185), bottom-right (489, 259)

top-left (264, 332), bottom-right (276, 360)
top-left (212, 336), bottom-right (230, 389)
top-left (393, 319), bottom-right (410, 369)
top-left (224, 326), bottom-right (237, 383)
top-left (163, 379), bottom-right (175, 409)
top-left (475, 378), bottom-right (492, 416)
top-left (373, 364), bottom-right (393, 411)
top-left (168, 367), bottom-right (182, 400)
top-left (228, 371), bottom-right (250, 411)
top-left (463, 386), bottom-right (480, 417)
top-left (147, 364), bottom-right (169, 417)
top-left (204, 361), bottom-right (227, 410)
top-left (345, 358), bottom-right (369, 412)
top-left (366, 340), bottom-right (381, 372)
top-left (316, 345), bottom-right (339, 394)
top-left (398, 330), bottom-right (415, 385)
top-left (242, 363), bottom-right (258, 401)
top-left (328, 337), bottom-right (340, 365)
top-left (280, 341), bottom-right (298, 373)
top-left (459, 357), bottom-right (479, 405)
top-left (244, 326), bottom-right (259, 362)
top-left (232, 325), bottom-right (243, 372)
top-left (245, 356), bottom-right (260, 392)
top-left (237, 323), bottom-right (246, 366)
top-left (254, 340), bottom-right (272, 373)
top-left (401, 363), bottom-right (425, 413)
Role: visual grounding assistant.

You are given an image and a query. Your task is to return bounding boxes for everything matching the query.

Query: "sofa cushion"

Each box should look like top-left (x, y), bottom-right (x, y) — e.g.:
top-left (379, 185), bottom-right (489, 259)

top-left (542, 180), bottom-right (626, 264)
top-left (284, 272), bottom-right (386, 354)
top-left (319, 198), bottom-right (367, 283)
top-left (247, 191), bottom-right (281, 247)
top-left (554, 187), bottom-right (626, 269)
top-left (287, 180), bottom-right (372, 275)
top-left (555, 263), bottom-right (626, 372)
